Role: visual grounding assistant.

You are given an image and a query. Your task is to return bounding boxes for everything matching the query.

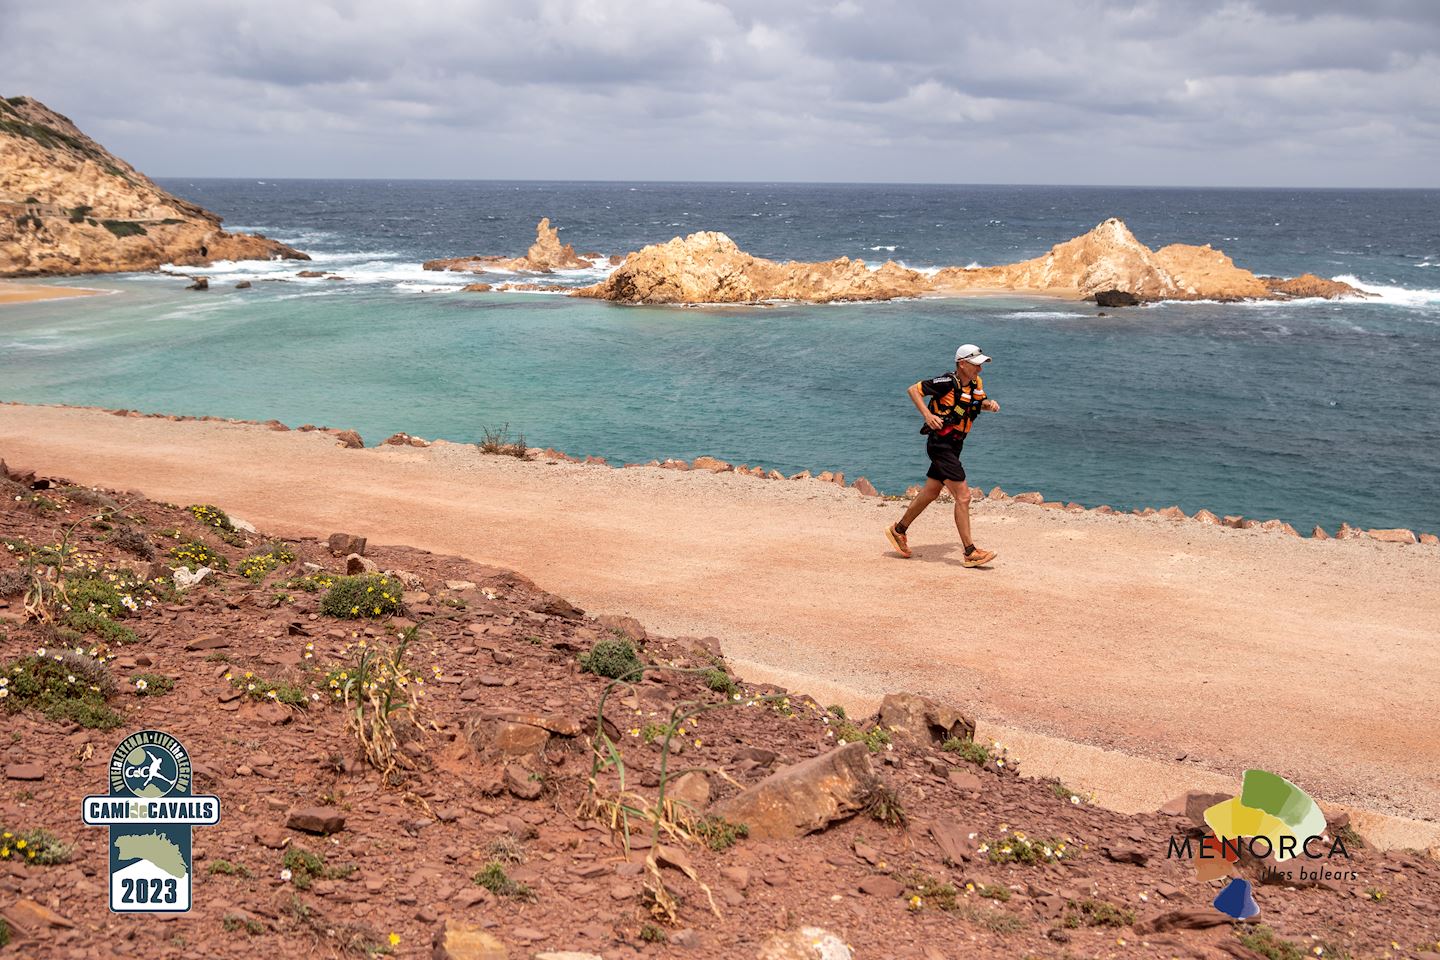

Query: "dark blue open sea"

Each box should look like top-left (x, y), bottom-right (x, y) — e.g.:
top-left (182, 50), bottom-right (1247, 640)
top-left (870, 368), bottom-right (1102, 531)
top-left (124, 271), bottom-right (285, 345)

top-left (4, 181), bottom-right (1438, 533)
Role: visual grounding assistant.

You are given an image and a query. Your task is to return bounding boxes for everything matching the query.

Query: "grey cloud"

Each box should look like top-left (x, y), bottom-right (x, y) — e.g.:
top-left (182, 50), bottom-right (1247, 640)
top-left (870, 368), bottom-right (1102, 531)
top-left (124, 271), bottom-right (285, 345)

top-left (0, 0), bottom-right (1435, 185)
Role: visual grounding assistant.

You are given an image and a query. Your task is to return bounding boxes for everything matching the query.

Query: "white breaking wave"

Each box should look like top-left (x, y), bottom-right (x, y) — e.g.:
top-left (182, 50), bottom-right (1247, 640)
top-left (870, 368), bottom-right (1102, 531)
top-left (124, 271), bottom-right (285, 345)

top-left (1332, 275), bottom-right (1440, 307)
top-left (869, 245), bottom-right (897, 252)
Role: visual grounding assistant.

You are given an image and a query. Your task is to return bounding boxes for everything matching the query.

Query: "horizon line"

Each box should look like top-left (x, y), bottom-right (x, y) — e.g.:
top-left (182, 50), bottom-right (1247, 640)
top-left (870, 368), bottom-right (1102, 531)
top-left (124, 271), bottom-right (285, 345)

top-left (146, 175), bottom-right (1440, 192)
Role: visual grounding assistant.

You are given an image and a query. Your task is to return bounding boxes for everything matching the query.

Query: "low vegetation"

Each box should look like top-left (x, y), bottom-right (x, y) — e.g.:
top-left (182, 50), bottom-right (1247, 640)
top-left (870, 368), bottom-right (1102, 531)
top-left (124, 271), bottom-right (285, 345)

top-left (320, 574), bottom-right (404, 619)
top-left (579, 635), bottom-right (644, 680)
top-left (476, 423), bottom-right (530, 459)
top-left (1, 651), bottom-right (122, 728)
top-left (0, 826), bottom-right (72, 865)
top-left (471, 861), bottom-right (534, 901)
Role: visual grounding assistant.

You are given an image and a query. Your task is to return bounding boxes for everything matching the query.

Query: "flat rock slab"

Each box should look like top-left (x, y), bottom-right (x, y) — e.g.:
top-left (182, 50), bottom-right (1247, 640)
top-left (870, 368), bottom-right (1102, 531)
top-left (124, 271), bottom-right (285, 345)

top-left (285, 806), bottom-right (346, 836)
top-left (710, 742), bottom-right (878, 840)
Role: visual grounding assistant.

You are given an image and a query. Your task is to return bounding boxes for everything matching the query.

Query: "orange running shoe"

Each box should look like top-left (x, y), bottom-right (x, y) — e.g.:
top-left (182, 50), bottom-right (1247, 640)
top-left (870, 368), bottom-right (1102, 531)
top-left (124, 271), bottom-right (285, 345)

top-left (885, 524), bottom-right (912, 559)
top-left (962, 546), bottom-right (997, 568)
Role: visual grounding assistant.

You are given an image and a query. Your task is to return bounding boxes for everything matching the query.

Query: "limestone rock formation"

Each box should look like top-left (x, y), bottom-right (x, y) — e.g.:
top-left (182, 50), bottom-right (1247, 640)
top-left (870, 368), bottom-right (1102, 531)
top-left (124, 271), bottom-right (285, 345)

top-left (573, 230), bottom-right (931, 304)
top-left (423, 217), bottom-right (592, 274)
top-left (0, 95), bottom-right (307, 276)
top-left (571, 216), bottom-right (1363, 305)
top-left (930, 217), bottom-right (1279, 301)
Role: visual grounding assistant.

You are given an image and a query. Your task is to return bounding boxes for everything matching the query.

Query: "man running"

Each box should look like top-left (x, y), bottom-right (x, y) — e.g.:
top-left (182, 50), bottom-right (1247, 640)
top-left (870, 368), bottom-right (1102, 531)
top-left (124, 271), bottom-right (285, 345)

top-left (885, 344), bottom-right (999, 567)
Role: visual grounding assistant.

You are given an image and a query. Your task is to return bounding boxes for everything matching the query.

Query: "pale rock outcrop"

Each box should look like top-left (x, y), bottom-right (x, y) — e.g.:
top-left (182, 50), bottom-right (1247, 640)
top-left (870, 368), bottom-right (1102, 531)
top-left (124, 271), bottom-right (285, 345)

top-left (573, 230), bottom-right (931, 304)
top-left (1, 96), bottom-right (307, 276)
top-left (570, 216), bottom-right (1363, 305)
top-left (423, 217), bottom-right (591, 274)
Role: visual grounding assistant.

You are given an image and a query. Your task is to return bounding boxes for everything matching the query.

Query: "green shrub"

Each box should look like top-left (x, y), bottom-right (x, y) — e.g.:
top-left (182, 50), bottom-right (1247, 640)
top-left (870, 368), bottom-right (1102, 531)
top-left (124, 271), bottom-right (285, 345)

top-left (208, 859), bottom-right (251, 877)
top-left (186, 504), bottom-right (246, 546)
top-left (692, 816), bottom-right (749, 852)
top-left (100, 219), bottom-right (148, 238)
top-left (836, 720), bottom-right (890, 752)
top-left (902, 871), bottom-right (958, 911)
top-left (320, 574), bottom-right (404, 619)
top-left (169, 538), bottom-right (227, 571)
top-left (227, 669), bottom-right (310, 707)
top-left (131, 673), bottom-right (173, 697)
top-left (282, 847), bottom-right (353, 889)
top-left (1, 652), bottom-right (121, 728)
top-left (1061, 897), bottom-right (1133, 928)
top-left (472, 861), bottom-right (533, 900)
top-left (980, 832), bottom-right (1069, 865)
top-left (639, 923), bottom-right (666, 943)
top-left (238, 542), bottom-right (295, 581)
top-left (702, 667), bottom-right (739, 696)
top-left (68, 205), bottom-right (92, 223)
top-left (578, 636), bottom-right (643, 680)
top-left (277, 572), bottom-right (335, 593)
top-left (0, 826), bottom-right (72, 865)
top-left (1236, 926), bottom-right (1307, 960)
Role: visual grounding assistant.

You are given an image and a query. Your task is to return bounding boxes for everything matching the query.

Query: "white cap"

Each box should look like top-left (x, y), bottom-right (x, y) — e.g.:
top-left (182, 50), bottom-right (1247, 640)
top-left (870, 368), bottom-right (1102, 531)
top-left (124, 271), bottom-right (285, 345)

top-left (955, 343), bottom-right (991, 365)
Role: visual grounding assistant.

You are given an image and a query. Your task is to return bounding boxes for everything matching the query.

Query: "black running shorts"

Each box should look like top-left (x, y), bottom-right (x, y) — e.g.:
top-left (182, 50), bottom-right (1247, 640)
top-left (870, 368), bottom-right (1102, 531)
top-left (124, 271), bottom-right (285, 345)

top-left (925, 434), bottom-right (966, 483)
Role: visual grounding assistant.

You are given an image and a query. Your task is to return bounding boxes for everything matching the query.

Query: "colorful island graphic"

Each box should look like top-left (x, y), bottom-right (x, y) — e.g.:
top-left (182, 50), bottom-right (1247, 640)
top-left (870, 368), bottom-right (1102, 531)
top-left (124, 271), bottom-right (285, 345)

top-left (1199, 769), bottom-right (1328, 919)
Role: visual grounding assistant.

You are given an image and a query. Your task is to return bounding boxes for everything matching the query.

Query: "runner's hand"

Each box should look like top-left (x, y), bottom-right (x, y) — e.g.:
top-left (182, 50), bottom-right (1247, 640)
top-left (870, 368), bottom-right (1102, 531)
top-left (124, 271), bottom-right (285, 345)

top-left (982, 399), bottom-right (1000, 412)
top-left (923, 412), bottom-right (943, 431)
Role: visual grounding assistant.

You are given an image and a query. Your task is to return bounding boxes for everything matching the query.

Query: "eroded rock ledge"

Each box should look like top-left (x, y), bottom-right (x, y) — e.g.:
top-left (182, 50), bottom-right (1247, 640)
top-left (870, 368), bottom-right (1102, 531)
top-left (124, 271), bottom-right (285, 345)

top-left (0, 95), bottom-right (308, 276)
top-left (429, 216), bottom-right (1364, 306)
top-left (579, 217), bottom-right (1363, 305)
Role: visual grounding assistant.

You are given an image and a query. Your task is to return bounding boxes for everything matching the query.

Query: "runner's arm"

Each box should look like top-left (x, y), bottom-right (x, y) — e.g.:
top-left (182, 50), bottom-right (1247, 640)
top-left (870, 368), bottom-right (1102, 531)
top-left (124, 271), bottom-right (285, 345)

top-left (909, 382), bottom-right (943, 431)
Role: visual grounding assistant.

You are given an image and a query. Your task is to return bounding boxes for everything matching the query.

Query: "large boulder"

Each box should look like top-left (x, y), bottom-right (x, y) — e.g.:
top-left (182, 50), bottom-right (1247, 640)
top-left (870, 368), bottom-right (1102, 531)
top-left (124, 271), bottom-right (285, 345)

top-left (756, 927), bottom-right (853, 960)
top-left (432, 919), bottom-right (508, 959)
top-left (875, 692), bottom-right (975, 746)
top-left (709, 742), bottom-right (879, 839)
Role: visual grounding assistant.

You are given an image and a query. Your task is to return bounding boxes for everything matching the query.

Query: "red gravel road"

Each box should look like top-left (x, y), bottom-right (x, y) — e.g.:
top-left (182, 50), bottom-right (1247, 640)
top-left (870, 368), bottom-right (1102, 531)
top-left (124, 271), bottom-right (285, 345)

top-left (2, 404), bottom-right (1437, 846)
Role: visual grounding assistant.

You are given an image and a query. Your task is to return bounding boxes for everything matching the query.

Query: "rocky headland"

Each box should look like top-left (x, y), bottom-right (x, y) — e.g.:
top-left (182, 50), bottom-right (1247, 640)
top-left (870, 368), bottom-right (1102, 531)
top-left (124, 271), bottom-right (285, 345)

top-left (571, 217), bottom-right (1363, 305)
top-left (0, 96), bottom-right (307, 277)
top-left (433, 217), bottom-right (1364, 306)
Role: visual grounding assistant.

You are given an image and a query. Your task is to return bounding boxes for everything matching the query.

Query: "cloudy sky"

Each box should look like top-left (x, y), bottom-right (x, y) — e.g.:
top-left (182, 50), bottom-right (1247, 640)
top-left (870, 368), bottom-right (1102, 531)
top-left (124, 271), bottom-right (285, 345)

top-left (2, 0), bottom-right (1436, 186)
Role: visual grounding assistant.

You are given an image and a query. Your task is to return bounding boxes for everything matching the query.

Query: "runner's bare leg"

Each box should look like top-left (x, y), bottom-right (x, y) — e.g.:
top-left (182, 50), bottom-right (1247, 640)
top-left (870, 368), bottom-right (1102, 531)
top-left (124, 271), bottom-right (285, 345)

top-left (945, 479), bottom-right (974, 548)
top-left (898, 477), bottom-right (944, 529)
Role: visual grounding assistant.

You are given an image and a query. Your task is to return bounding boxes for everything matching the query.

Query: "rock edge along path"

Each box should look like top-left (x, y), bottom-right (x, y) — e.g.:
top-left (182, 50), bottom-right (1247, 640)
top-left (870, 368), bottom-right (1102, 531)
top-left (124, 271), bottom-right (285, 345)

top-left (1, 403), bottom-right (1437, 845)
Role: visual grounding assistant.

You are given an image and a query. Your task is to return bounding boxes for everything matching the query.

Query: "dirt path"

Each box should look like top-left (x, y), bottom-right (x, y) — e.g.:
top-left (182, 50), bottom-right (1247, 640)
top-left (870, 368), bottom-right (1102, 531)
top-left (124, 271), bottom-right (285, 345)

top-left (4, 404), bottom-right (1438, 846)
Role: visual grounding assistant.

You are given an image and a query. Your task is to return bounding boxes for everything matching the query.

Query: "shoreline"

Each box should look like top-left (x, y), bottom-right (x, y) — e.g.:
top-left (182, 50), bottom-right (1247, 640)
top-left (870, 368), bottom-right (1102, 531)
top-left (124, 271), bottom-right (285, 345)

top-left (5, 399), bottom-right (1434, 545)
top-left (0, 279), bottom-right (112, 304)
top-left (2, 400), bottom-right (1437, 852)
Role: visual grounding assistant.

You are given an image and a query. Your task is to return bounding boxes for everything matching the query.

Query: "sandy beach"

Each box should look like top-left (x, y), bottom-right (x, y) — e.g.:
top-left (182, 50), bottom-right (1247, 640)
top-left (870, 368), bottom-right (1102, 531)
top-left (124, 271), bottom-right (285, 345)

top-left (3, 402), bottom-right (1438, 850)
top-left (0, 279), bottom-right (107, 304)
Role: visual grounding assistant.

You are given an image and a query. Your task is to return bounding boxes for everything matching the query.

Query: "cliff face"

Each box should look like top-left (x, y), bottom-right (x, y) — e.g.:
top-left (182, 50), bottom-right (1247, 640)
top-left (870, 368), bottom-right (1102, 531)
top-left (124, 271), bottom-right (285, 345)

top-left (572, 217), bottom-right (1362, 305)
top-left (0, 96), bottom-right (307, 276)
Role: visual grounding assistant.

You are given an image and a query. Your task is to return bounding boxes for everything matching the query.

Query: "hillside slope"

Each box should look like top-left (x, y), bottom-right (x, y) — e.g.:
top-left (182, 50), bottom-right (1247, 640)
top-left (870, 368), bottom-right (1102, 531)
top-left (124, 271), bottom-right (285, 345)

top-left (0, 96), bottom-right (306, 276)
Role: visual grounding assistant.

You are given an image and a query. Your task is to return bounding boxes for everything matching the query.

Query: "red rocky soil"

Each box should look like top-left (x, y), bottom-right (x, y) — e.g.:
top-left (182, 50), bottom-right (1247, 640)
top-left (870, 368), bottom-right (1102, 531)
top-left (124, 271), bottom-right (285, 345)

top-left (1, 462), bottom-right (1437, 960)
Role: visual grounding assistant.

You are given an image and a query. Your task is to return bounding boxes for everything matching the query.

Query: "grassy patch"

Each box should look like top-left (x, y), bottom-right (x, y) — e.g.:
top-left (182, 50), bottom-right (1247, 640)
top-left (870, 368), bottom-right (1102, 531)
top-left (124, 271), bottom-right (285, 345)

top-left (701, 666), bottom-right (739, 696)
top-left (0, 826), bottom-right (72, 865)
top-left (836, 720), bottom-right (891, 752)
top-left (100, 219), bottom-right (148, 239)
top-left (131, 673), bottom-right (174, 697)
top-left (208, 859), bottom-right (251, 878)
top-left (1061, 897), bottom-right (1133, 928)
top-left (471, 861), bottom-right (534, 900)
top-left (227, 669), bottom-right (310, 707)
top-left (578, 636), bottom-right (643, 680)
top-left (639, 923), bottom-right (666, 943)
top-left (902, 871), bottom-right (959, 911)
top-left (320, 574), bottom-right (404, 619)
top-left (942, 736), bottom-right (1013, 772)
top-left (691, 816), bottom-right (749, 852)
top-left (222, 914), bottom-right (265, 935)
top-left (282, 847), bottom-right (354, 890)
top-left (1, 652), bottom-right (122, 728)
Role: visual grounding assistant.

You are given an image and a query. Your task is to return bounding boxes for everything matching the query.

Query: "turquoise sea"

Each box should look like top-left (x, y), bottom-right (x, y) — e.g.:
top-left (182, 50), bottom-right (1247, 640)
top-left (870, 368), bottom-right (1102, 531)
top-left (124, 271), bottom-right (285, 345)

top-left (3, 181), bottom-right (1438, 533)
